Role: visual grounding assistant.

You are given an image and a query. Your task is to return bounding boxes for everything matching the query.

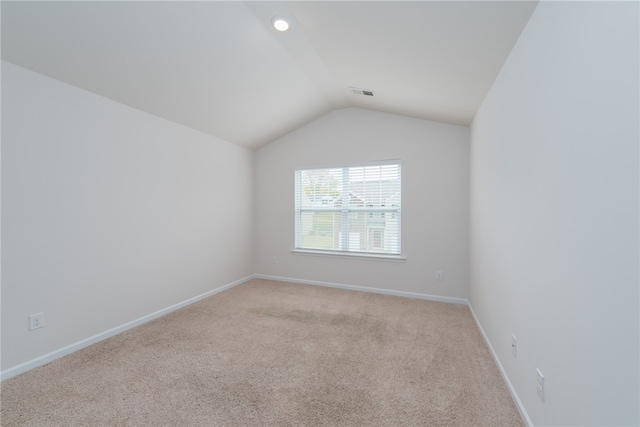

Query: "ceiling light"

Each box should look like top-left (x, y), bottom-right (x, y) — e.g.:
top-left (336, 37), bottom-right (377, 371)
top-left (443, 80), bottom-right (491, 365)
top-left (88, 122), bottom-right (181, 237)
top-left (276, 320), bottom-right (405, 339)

top-left (271, 16), bottom-right (290, 32)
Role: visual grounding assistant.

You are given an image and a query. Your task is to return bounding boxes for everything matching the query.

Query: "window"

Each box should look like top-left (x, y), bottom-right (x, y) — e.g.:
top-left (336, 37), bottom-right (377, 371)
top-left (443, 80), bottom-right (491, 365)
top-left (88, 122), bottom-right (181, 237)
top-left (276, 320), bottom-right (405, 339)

top-left (294, 160), bottom-right (401, 256)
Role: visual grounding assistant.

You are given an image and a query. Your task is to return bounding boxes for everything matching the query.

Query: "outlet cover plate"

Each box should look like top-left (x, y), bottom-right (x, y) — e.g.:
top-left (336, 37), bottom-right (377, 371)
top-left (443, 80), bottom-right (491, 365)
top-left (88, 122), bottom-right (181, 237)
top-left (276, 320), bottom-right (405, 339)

top-left (29, 312), bottom-right (44, 331)
top-left (536, 368), bottom-right (545, 402)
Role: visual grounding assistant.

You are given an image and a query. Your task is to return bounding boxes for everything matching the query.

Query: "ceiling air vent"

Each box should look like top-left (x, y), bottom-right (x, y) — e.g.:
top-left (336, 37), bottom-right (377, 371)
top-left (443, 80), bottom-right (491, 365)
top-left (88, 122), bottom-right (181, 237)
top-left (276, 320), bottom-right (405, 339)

top-left (350, 87), bottom-right (374, 96)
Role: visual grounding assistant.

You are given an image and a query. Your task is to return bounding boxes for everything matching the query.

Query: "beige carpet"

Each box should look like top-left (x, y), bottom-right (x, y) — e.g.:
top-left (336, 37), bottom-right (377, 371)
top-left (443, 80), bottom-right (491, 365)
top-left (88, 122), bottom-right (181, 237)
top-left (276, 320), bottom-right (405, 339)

top-left (1, 279), bottom-right (523, 426)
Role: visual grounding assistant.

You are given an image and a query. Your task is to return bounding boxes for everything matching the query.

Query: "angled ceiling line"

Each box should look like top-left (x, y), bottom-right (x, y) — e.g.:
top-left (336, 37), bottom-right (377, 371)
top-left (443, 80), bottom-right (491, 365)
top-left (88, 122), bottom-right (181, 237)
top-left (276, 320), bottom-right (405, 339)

top-left (243, 1), bottom-right (351, 112)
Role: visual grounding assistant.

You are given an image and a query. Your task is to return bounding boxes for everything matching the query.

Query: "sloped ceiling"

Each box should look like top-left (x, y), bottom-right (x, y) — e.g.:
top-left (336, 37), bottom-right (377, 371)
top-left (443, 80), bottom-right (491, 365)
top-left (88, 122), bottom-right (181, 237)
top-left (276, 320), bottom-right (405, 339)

top-left (1, 1), bottom-right (538, 150)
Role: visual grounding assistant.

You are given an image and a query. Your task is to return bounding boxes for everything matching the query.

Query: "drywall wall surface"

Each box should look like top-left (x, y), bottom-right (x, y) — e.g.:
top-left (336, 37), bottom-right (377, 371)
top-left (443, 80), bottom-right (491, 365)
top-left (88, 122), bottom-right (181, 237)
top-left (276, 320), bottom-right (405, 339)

top-left (469, 2), bottom-right (639, 425)
top-left (1, 62), bottom-right (254, 370)
top-left (255, 108), bottom-right (470, 299)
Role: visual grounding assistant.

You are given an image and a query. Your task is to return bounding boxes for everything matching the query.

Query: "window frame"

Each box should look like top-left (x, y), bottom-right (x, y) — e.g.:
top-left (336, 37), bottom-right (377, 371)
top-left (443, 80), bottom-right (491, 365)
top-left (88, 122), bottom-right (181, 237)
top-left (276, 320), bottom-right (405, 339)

top-left (293, 160), bottom-right (404, 261)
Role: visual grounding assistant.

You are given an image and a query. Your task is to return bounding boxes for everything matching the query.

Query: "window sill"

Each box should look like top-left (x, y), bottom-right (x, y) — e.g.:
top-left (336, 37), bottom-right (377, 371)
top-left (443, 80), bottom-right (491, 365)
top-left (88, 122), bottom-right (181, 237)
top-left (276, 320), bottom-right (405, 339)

top-left (290, 249), bottom-right (406, 262)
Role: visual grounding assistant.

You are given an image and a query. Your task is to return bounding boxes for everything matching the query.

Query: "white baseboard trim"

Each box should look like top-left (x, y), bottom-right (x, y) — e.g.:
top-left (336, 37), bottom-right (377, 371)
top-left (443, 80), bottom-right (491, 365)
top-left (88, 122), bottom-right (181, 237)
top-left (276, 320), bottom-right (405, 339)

top-left (0, 275), bottom-right (254, 382)
top-left (468, 303), bottom-right (532, 427)
top-left (253, 274), bottom-right (468, 305)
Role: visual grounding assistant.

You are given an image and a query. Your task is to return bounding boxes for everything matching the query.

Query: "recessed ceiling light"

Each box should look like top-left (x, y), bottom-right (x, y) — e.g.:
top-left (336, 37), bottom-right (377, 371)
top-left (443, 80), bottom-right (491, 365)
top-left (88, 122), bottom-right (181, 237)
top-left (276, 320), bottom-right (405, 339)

top-left (271, 16), bottom-right (290, 32)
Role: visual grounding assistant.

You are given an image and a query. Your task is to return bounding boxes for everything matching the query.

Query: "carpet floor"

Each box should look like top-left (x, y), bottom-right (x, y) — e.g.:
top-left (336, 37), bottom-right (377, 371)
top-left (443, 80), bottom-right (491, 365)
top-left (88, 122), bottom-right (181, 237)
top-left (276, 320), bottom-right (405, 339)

top-left (1, 279), bottom-right (523, 426)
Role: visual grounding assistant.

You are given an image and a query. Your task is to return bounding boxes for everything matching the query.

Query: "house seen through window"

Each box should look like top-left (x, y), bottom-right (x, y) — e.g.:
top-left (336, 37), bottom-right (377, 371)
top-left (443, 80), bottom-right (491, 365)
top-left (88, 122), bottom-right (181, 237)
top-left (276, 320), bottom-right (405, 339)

top-left (294, 161), bottom-right (401, 256)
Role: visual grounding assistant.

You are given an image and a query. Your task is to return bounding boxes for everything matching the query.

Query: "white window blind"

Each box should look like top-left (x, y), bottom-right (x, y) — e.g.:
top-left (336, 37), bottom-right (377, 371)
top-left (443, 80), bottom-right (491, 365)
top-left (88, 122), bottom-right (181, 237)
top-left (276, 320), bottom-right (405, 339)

top-left (294, 160), bottom-right (401, 256)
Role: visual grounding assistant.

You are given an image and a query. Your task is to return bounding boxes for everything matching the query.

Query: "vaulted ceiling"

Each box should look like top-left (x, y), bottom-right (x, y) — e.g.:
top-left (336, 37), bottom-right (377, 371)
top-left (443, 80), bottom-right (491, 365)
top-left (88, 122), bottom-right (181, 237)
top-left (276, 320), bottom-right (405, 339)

top-left (2, 1), bottom-right (538, 149)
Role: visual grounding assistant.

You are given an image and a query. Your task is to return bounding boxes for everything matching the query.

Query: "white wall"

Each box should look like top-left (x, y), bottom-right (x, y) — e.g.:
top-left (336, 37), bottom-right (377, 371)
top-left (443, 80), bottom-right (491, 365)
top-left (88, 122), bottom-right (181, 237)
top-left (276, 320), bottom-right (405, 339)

top-left (469, 2), bottom-right (639, 426)
top-left (255, 108), bottom-right (469, 300)
top-left (1, 62), bottom-right (254, 373)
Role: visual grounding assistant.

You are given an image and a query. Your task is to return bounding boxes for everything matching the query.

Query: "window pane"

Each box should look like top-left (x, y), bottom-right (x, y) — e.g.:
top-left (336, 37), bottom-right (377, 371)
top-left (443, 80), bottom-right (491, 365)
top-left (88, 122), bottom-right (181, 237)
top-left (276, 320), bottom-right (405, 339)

top-left (300, 211), bottom-right (337, 250)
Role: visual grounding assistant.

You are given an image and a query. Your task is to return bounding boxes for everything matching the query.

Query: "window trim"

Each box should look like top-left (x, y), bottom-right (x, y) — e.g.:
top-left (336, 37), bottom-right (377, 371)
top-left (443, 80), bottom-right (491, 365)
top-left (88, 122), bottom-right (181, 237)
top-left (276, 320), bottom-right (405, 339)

top-left (290, 248), bottom-right (407, 262)
top-left (294, 159), bottom-right (403, 259)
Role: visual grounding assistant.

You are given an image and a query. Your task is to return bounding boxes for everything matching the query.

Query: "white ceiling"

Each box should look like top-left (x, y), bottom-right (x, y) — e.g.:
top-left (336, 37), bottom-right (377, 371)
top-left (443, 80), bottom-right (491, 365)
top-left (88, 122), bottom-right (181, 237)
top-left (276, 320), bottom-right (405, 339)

top-left (2, 1), bottom-right (538, 150)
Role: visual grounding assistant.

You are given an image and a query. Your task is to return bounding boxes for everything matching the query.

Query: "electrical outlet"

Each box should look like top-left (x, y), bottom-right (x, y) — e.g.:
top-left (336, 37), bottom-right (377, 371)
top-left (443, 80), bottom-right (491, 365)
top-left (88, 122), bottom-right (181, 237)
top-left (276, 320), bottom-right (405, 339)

top-left (511, 334), bottom-right (517, 358)
top-left (29, 312), bottom-right (44, 331)
top-left (536, 369), bottom-right (545, 402)
top-left (435, 270), bottom-right (443, 281)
